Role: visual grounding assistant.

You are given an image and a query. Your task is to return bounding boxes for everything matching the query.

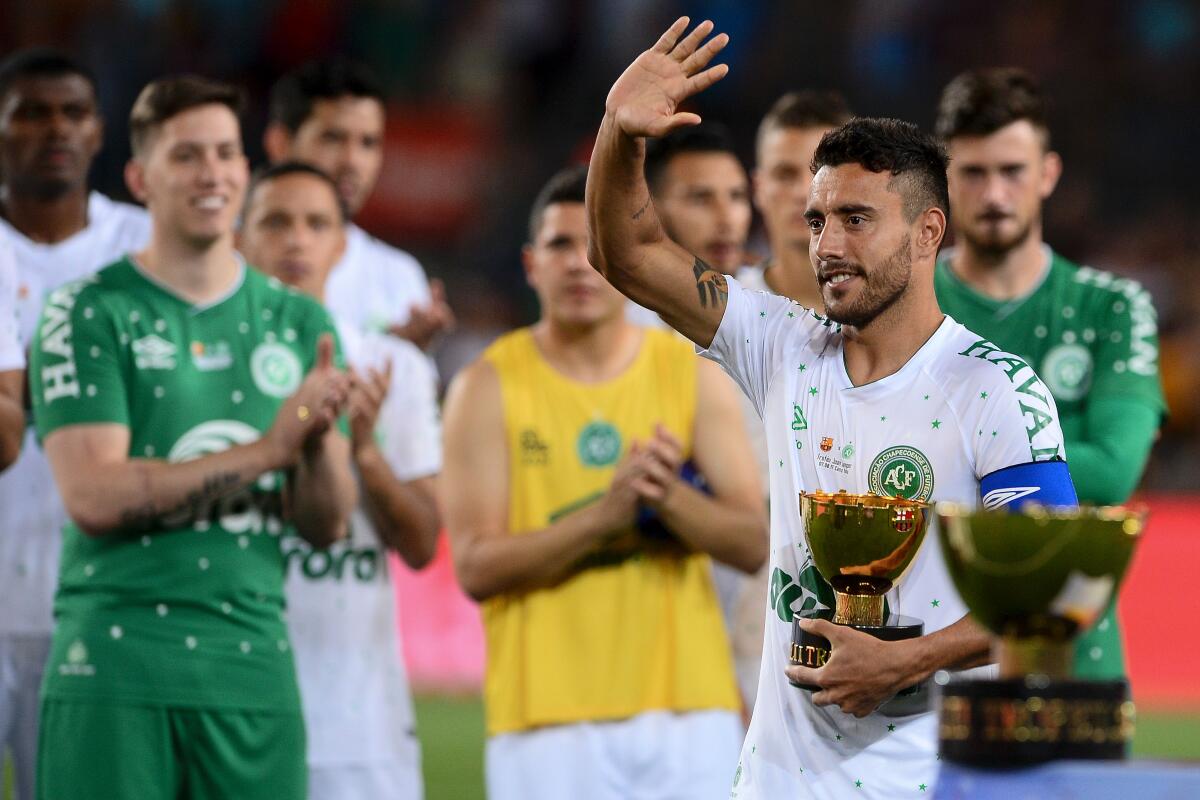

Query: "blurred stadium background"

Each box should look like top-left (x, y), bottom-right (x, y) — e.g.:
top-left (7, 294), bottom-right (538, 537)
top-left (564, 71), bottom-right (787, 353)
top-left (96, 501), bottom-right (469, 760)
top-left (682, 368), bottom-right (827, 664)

top-left (3, 0), bottom-right (1198, 798)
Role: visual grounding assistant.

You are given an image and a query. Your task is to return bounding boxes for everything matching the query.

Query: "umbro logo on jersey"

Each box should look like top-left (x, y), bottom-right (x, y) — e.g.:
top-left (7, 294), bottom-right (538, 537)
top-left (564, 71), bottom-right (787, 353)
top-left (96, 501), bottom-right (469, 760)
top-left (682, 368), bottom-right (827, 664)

top-left (132, 334), bottom-right (177, 370)
top-left (981, 486), bottom-right (1040, 510)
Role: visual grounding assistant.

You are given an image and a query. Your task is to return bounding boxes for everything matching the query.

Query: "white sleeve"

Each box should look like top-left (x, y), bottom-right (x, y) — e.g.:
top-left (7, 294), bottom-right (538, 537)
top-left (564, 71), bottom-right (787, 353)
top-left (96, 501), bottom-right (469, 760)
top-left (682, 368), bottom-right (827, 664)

top-left (697, 275), bottom-right (821, 419)
top-left (972, 359), bottom-right (1067, 477)
top-left (392, 249), bottom-right (432, 310)
top-left (376, 339), bottom-right (442, 481)
top-left (0, 241), bottom-right (23, 371)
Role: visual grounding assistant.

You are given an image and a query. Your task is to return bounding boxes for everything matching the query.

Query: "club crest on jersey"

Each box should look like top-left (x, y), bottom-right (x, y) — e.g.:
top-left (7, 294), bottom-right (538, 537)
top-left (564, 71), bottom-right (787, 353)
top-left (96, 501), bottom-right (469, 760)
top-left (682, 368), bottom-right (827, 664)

top-left (820, 436), bottom-right (834, 452)
top-left (250, 342), bottom-right (302, 398)
top-left (576, 421), bottom-right (621, 467)
top-left (868, 445), bottom-right (935, 502)
top-left (1041, 343), bottom-right (1093, 402)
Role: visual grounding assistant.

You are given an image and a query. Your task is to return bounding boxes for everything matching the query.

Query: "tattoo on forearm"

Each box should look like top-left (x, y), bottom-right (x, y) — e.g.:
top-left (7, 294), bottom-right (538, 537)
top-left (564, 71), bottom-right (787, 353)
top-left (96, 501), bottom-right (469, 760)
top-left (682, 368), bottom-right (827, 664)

top-left (693, 258), bottom-right (729, 309)
top-left (119, 471), bottom-right (245, 532)
top-left (631, 196), bottom-right (652, 221)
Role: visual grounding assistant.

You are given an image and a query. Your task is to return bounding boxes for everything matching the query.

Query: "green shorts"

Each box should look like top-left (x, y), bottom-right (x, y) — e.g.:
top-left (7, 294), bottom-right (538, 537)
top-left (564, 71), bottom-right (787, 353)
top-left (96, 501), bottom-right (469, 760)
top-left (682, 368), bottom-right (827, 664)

top-left (37, 698), bottom-right (305, 800)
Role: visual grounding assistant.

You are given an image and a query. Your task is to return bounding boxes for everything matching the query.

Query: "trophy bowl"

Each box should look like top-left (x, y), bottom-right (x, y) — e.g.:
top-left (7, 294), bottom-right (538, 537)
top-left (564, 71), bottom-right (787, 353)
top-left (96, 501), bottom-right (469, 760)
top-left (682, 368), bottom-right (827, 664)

top-left (789, 491), bottom-right (932, 713)
top-left (934, 503), bottom-right (1146, 765)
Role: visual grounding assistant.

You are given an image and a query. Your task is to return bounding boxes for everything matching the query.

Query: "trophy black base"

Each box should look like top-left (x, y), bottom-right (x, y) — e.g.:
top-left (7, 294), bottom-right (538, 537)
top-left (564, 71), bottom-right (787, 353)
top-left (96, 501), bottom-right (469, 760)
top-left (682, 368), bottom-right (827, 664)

top-left (788, 609), bottom-right (926, 714)
top-left (939, 677), bottom-right (1133, 766)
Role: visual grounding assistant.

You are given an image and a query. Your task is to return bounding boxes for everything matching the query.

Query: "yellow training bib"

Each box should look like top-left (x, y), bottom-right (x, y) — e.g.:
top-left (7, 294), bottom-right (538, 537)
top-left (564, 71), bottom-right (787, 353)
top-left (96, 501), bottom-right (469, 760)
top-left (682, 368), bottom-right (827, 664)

top-left (481, 326), bottom-right (740, 735)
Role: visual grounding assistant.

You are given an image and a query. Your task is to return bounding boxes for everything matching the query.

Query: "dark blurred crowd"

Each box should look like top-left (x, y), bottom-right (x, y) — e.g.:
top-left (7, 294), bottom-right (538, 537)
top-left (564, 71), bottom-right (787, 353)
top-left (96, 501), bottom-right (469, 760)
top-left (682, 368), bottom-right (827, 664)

top-left (3, 0), bottom-right (1197, 490)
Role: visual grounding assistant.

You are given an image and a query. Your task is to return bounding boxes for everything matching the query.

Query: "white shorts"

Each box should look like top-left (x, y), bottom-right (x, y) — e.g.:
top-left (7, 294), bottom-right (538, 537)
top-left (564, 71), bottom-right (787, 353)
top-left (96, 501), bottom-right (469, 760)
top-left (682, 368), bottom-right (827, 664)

top-left (0, 634), bottom-right (50, 800)
top-left (486, 709), bottom-right (743, 800)
top-left (308, 760), bottom-right (424, 800)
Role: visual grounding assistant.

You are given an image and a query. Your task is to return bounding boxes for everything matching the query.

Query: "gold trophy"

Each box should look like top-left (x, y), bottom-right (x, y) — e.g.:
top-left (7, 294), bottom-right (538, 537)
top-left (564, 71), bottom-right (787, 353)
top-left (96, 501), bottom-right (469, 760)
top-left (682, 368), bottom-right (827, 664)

top-left (789, 491), bottom-right (932, 712)
top-left (935, 503), bottom-right (1145, 765)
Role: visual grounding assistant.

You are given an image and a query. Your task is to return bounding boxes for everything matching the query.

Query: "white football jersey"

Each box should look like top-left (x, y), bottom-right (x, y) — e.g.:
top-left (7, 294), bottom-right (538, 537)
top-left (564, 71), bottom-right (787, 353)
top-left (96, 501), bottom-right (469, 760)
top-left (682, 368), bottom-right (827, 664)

top-left (0, 240), bottom-right (22, 371)
top-left (324, 224), bottom-right (432, 337)
top-left (703, 278), bottom-right (1065, 799)
top-left (0, 193), bottom-right (150, 635)
top-left (285, 320), bottom-right (441, 768)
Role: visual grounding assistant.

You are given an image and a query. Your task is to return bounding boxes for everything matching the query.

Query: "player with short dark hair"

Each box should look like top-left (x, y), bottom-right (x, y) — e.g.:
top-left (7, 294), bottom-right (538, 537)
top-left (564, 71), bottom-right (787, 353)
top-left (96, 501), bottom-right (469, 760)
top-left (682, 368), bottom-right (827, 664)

top-left (587, 20), bottom-right (1077, 796)
top-left (265, 59), bottom-right (453, 351)
top-left (933, 67), bottom-right (1165, 682)
top-left (0, 48), bottom-right (151, 800)
top-left (625, 122), bottom-right (751, 330)
top-left (748, 90), bottom-right (854, 308)
top-left (30, 74), bottom-right (356, 800)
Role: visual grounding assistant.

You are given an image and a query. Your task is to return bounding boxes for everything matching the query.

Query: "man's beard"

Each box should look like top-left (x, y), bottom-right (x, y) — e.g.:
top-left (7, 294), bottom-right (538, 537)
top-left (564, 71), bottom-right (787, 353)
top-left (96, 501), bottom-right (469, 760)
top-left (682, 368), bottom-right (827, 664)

top-left (962, 214), bottom-right (1035, 260)
top-left (821, 235), bottom-right (912, 329)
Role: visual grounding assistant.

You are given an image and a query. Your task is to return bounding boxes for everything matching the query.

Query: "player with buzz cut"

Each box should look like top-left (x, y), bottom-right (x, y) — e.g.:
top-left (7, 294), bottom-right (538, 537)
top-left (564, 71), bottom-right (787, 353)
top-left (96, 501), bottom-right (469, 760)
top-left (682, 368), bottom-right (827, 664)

top-left (746, 89), bottom-right (853, 307)
top-left (0, 47), bottom-right (151, 800)
top-left (933, 68), bottom-right (1166, 684)
top-left (29, 75), bottom-right (357, 800)
top-left (264, 58), bottom-right (454, 350)
top-left (239, 161), bottom-right (442, 799)
top-left (588, 19), bottom-right (1080, 797)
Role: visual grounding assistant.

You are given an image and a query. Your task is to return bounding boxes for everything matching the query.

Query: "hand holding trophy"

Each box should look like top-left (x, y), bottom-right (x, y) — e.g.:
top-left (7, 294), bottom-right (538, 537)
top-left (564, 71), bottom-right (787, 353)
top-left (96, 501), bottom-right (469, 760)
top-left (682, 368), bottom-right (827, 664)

top-left (789, 491), bottom-right (933, 714)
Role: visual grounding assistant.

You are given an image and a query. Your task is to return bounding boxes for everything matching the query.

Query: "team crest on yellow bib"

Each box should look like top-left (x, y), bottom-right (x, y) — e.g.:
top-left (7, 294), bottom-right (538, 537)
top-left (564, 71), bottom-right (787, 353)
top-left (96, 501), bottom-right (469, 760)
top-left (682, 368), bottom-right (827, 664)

top-left (250, 342), bottom-right (302, 398)
top-left (868, 445), bottom-right (934, 501)
top-left (576, 421), bottom-right (621, 467)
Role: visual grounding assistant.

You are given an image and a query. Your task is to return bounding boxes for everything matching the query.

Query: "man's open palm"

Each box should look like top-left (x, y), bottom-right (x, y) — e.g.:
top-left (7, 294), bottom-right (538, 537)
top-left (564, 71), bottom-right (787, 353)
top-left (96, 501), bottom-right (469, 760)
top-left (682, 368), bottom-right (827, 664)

top-left (605, 17), bottom-right (730, 139)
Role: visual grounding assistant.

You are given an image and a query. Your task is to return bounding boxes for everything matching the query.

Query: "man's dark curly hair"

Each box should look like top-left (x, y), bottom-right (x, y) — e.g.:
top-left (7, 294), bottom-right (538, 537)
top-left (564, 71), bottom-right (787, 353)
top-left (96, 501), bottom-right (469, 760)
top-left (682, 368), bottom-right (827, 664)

top-left (812, 117), bottom-right (949, 223)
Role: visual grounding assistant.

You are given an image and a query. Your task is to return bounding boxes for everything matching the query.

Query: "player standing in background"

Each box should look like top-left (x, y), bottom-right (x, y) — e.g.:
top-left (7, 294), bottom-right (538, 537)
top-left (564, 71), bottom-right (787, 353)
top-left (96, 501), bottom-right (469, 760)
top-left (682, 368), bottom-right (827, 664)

top-left (0, 49), bottom-right (151, 800)
top-left (587, 20), bottom-right (1079, 797)
top-left (240, 161), bottom-right (441, 799)
top-left (933, 68), bottom-right (1166, 681)
top-left (0, 241), bottom-right (22, 472)
top-left (442, 165), bottom-right (766, 800)
top-left (626, 123), bottom-right (751, 328)
top-left (264, 59), bottom-right (454, 350)
top-left (746, 90), bottom-right (853, 305)
top-left (31, 76), bottom-right (356, 800)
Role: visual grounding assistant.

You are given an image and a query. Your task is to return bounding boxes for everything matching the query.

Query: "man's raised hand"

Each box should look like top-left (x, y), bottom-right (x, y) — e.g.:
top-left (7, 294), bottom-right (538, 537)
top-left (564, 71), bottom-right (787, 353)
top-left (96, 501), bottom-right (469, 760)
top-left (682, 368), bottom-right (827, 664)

top-left (605, 17), bottom-right (730, 139)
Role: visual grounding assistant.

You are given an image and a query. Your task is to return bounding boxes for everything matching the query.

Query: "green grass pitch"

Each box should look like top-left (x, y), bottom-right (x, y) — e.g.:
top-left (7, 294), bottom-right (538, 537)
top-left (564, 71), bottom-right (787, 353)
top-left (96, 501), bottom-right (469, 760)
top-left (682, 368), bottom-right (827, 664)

top-left (5, 699), bottom-right (1198, 800)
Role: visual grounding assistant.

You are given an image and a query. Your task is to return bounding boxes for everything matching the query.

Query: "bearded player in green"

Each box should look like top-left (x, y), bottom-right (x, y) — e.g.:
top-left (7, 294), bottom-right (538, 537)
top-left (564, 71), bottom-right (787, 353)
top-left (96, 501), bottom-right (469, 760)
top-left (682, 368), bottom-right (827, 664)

top-left (933, 68), bottom-right (1165, 682)
top-left (29, 76), bottom-right (357, 799)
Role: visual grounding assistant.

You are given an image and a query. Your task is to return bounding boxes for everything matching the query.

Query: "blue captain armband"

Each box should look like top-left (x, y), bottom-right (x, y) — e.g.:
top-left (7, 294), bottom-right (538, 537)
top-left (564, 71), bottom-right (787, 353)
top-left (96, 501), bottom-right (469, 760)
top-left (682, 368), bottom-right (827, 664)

top-left (979, 459), bottom-right (1078, 511)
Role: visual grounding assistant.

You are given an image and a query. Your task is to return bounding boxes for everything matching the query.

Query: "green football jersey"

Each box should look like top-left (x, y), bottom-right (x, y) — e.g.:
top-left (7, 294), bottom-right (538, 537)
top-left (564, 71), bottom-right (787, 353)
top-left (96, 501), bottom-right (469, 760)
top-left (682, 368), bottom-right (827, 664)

top-left (31, 257), bottom-right (340, 711)
top-left (936, 247), bottom-right (1166, 679)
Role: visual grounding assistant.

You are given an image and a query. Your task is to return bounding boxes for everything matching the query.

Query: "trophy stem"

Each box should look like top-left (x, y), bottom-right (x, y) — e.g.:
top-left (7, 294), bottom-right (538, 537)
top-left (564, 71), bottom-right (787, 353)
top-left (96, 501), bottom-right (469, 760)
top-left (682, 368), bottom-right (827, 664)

top-left (832, 580), bottom-right (889, 627)
top-left (996, 635), bottom-right (1073, 680)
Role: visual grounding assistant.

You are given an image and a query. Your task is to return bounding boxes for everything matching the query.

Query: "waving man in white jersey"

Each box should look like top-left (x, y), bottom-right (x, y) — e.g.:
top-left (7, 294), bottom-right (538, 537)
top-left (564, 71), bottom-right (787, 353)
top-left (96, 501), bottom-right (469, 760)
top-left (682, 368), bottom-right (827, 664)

top-left (586, 18), bottom-right (1079, 798)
